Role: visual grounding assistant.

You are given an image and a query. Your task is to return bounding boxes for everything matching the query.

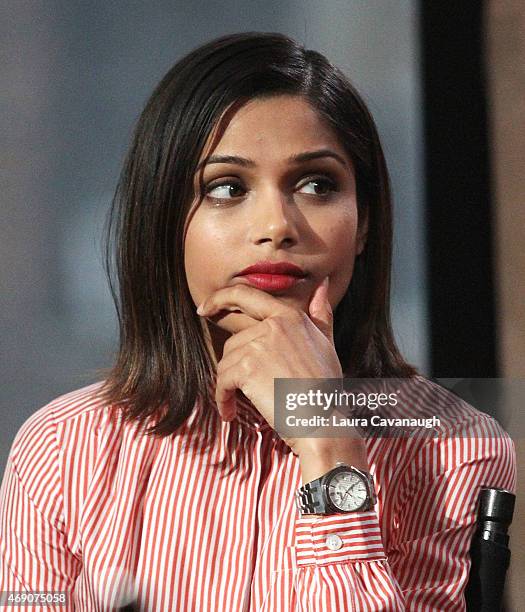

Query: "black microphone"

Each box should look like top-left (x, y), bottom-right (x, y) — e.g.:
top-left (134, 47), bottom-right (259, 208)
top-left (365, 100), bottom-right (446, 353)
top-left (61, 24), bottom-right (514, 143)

top-left (465, 487), bottom-right (516, 611)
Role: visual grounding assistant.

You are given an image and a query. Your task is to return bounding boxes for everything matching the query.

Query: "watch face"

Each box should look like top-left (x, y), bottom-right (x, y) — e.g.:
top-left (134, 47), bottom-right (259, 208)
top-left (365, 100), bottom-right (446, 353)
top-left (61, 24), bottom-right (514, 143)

top-left (327, 470), bottom-right (368, 511)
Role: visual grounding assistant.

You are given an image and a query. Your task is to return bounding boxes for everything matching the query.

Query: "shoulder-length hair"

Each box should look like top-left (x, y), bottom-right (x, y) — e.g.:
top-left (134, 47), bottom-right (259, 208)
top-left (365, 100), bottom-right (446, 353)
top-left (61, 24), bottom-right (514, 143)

top-left (98, 31), bottom-right (418, 440)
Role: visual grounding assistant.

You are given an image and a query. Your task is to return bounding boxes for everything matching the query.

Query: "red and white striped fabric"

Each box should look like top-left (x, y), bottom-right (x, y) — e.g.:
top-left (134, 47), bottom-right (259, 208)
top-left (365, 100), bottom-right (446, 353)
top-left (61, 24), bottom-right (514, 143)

top-left (0, 376), bottom-right (516, 611)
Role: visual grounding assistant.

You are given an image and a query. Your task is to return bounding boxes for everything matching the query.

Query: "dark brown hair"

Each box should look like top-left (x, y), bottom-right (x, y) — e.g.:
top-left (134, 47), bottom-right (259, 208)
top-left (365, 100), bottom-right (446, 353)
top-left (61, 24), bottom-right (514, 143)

top-left (98, 31), bottom-right (418, 441)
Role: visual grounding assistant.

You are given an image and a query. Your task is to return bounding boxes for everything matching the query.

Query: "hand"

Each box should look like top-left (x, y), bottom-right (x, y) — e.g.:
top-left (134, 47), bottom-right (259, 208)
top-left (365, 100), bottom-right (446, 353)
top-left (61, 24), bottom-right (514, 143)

top-left (196, 276), bottom-right (342, 454)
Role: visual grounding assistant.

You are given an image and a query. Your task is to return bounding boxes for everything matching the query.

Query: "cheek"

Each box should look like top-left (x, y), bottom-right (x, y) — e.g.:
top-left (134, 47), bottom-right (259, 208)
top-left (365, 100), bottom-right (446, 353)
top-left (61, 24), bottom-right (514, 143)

top-left (322, 216), bottom-right (360, 302)
top-left (184, 222), bottom-right (209, 301)
top-left (183, 219), bottom-right (233, 298)
top-left (325, 215), bottom-right (359, 266)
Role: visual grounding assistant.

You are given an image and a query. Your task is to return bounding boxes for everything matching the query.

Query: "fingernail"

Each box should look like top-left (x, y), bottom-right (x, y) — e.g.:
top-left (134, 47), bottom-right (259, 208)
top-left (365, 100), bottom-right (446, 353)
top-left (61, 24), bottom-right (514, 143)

top-left (196, 303), bottom-right (205, 315)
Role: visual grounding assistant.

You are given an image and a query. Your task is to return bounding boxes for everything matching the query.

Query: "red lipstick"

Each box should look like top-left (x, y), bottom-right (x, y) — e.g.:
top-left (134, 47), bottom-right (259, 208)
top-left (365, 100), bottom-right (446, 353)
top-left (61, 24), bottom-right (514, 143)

top-left (236, 261), bottom-right (307, 292)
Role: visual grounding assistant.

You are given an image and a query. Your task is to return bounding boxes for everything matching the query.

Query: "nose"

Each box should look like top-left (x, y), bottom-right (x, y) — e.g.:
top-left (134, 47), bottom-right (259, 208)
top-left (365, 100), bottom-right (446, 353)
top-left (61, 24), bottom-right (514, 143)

top-left (248, 187), bottom-right (300, 247)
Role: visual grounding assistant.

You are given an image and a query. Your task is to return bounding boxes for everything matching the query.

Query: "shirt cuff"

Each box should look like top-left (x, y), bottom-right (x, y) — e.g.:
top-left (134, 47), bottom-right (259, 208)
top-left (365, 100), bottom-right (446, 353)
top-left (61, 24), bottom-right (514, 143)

top-left (295, 510), bottom-right (387, 567)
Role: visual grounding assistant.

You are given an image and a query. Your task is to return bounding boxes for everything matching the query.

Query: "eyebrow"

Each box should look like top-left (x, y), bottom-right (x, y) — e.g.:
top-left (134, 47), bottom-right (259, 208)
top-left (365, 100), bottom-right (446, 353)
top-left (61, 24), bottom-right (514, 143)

top-left (195, 149), bottom-right (349, 172)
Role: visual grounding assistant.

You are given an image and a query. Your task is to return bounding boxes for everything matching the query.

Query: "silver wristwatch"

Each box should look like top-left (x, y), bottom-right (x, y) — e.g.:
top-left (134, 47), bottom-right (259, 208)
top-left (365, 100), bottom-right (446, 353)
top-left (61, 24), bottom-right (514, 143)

top-left (295, 462), bottom-right (377, 516)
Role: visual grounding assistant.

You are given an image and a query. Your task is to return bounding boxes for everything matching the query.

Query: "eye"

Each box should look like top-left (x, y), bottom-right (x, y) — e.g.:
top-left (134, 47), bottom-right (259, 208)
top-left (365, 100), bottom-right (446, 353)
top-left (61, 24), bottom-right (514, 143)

top-left (297, 176), bottom-right (338, 198)
top-left (204, 180), bottom-right (245, 203)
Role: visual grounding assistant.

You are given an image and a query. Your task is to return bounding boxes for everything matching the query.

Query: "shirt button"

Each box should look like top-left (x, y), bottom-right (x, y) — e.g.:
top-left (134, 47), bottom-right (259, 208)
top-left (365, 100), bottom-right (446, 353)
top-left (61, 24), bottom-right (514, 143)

top-left (325, 534), bottom-right (343, 550)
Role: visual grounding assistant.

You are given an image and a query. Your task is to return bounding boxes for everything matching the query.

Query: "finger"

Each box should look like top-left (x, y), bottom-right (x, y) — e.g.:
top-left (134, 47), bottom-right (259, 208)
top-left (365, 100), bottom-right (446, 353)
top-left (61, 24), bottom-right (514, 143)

top-left (308, 276), bottom-right (334, 343)
top-left (215, 358), bottom-right (255, 422)
top-left (197, 284), bottom-right (293, 322)
top-left (220, 321), bottom-right (268, 355)
top-left (203, 309), bottom-right (261, 334)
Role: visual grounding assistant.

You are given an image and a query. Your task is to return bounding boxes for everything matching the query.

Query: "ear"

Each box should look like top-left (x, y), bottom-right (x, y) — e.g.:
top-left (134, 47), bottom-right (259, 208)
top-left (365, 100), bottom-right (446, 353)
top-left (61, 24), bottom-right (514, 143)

top-left (356, 207), bottom-right (369, 256)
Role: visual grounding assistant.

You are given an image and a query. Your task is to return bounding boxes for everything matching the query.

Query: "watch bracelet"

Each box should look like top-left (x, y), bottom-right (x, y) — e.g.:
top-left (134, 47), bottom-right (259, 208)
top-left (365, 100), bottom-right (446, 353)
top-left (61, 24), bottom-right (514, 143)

top-left (295, 479), bottom-right (327, 515)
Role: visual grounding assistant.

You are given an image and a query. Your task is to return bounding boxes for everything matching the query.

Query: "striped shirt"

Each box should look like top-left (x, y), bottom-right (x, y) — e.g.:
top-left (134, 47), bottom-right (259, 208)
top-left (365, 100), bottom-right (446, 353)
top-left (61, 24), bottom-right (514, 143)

top-left (0, 376), bottom-right (516, 611)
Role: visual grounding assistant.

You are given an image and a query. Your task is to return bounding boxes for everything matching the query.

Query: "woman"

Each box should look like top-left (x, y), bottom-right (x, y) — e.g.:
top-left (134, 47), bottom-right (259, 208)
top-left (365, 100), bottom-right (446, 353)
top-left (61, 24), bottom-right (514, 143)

top-left (0, 32), bottom-right (515, 611)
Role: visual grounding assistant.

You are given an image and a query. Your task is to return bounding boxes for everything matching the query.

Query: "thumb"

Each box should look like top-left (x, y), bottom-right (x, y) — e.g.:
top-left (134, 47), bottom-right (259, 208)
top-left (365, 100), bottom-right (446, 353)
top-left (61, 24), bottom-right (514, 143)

top-left (308, 276), bottom-right (334, 343)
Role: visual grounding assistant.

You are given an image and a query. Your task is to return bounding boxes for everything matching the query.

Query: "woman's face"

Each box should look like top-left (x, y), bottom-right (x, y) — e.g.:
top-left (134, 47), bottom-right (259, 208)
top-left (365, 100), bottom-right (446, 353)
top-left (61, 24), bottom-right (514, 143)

top-left (184, 94), bottom-right (367, 338)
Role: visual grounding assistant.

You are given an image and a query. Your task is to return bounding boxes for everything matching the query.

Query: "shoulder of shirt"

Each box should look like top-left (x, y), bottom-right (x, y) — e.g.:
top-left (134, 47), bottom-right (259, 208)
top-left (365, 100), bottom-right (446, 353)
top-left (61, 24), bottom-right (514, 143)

top-left (378, 375), bottom-right (517, 494)
top-left (366, 375), bottom-right (513, 461)
top-left (410, 374), bottom-right (511, 439)
top-left (400, 375), bottom-right (516, 489)
top-left (10, 381), bottom-right (112, 460)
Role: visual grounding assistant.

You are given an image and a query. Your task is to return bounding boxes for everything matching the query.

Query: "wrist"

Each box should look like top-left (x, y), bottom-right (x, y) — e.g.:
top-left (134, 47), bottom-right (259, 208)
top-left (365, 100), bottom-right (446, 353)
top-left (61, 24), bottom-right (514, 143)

top-left (295, 462), bottom-right (377, 516)
top-left (297, 438), bottom-right (369, 483)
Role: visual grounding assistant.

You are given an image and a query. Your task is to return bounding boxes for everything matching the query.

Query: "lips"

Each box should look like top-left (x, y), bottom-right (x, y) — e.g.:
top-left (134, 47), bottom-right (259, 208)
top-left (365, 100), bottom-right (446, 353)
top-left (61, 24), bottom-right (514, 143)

top-left (235, 261), bottom-right (307, 292)
top-left (239, 274), bottom-right (304, 292)
top-left (236, 261), bottom-right (306, 277)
